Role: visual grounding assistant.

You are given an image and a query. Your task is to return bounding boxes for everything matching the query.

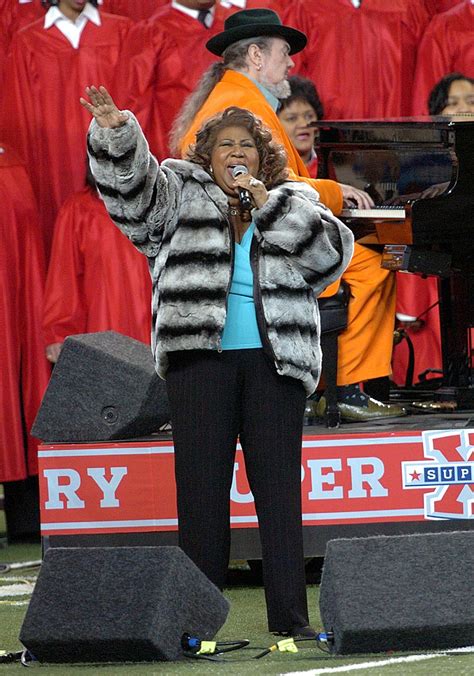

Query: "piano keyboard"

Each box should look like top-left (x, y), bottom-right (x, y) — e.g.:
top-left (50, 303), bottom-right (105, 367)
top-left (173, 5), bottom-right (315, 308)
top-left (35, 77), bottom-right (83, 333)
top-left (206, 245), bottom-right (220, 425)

top-left (340, 207), bottom-right (405, 220)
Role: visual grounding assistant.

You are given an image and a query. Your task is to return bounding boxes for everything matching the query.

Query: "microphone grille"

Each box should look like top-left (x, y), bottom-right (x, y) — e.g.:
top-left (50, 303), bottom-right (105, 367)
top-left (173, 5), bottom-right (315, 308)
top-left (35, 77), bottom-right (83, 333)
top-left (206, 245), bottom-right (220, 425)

top-left (231, 165), bottom-right (248, 178)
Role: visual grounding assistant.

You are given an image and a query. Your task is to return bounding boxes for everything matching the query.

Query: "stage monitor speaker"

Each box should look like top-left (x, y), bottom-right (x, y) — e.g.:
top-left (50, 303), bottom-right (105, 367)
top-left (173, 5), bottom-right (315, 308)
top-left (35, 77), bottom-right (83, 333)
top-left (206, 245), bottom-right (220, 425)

top-left (19, 546), bottom-right (230, 663)
top-left (32, 331), bottom-right (170, 442)
top-left (319, 531), bottom-right (474, 654)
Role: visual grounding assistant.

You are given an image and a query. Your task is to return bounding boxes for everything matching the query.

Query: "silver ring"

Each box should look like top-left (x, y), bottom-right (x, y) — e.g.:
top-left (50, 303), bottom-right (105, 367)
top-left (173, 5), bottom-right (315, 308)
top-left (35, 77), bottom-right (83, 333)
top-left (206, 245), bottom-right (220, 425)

top-left (249, 177), bottom-right (258, 187)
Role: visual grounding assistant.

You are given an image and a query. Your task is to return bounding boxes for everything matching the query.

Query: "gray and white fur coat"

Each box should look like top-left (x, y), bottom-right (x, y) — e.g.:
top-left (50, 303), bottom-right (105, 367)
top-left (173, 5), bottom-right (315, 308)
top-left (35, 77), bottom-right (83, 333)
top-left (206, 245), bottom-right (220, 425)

top-left (87, 113), bottom-right (354, 395)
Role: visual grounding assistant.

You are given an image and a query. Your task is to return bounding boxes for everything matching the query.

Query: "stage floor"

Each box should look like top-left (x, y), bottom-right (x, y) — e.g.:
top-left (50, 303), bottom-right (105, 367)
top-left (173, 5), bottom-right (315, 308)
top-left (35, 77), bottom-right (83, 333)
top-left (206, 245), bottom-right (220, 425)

top-left (305, 409), bottom-right (474, 434)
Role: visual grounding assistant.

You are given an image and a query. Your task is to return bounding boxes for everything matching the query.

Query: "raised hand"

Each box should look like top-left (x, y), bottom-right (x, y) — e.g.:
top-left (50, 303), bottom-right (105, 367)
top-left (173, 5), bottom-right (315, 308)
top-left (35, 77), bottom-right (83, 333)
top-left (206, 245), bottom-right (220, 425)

top-left (80, 85), bottom-right (129, 129)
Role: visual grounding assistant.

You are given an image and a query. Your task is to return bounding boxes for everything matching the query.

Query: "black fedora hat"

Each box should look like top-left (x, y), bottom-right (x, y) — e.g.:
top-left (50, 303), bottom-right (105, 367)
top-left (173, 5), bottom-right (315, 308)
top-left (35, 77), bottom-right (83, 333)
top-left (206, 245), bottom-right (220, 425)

top-left (206, 9), bottom-right (307, 57)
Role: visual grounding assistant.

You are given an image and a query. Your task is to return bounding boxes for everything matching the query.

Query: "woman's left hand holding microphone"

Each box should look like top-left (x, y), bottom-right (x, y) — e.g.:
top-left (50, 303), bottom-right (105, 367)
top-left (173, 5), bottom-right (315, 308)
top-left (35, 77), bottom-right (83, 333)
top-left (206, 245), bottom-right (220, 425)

top-left (233, 173), bottom-right (268, 209)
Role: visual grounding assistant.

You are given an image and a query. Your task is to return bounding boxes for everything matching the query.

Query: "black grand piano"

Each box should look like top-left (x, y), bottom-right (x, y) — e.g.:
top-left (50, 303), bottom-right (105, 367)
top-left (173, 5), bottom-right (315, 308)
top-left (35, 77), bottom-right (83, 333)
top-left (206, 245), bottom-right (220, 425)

top-left (314, 116), bottom-right (474, 403)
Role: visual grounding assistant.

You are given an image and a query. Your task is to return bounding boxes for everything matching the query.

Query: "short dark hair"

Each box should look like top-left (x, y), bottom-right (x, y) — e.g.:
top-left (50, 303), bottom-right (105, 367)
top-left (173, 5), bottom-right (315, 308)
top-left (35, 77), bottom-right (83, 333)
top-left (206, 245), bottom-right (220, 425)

top-left (428, 72), bottom-right (474, 115)
top-left (279, 75), bottom-right (324, 120)
top-left (186, 106), bottom-right (289, 189)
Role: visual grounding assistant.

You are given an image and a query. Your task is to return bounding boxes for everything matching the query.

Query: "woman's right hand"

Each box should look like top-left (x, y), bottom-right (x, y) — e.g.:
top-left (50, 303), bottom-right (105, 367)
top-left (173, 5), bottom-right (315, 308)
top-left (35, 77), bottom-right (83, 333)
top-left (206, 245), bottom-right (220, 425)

top-left (80, 85), bottom-right (129, 129)
top-left (45, 342), bottom-right (63, 364)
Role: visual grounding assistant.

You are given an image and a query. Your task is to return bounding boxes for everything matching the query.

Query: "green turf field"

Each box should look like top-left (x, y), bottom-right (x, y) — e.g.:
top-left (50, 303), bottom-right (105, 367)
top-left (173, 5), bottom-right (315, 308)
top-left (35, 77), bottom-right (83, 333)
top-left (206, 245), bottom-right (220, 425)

top-left (1, 507), bottom-right (473, 675)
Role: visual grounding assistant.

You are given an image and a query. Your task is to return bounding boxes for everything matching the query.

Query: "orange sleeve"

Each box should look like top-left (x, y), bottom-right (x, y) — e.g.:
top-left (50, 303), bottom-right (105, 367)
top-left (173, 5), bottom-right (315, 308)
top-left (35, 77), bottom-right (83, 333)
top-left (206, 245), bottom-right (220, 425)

top-left (287, 168), bottom-right (343, 216)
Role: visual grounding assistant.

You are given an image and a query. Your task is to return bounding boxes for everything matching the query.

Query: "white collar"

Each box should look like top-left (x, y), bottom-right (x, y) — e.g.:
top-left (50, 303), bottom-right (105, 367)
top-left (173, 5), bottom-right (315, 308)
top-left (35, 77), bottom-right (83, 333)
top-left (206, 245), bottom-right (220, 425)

top-left (219, 0), bottom-right (246, 8)
top-left (44, 3), bottom-right (101, 30)
top-left (171, 1), bottom-right (215, 24)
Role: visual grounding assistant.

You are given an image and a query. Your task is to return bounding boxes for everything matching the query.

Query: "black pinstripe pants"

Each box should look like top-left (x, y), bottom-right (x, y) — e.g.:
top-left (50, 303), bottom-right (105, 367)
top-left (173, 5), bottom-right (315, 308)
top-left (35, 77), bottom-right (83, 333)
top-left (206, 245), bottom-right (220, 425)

top-left (165, 348), bottom-right (309, 632)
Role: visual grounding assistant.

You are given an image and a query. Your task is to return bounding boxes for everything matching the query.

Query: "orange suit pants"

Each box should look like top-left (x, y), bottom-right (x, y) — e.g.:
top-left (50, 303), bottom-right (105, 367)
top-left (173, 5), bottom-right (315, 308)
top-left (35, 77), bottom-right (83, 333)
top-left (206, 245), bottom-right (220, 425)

top-left (320, 242), bottom-right (396, 386)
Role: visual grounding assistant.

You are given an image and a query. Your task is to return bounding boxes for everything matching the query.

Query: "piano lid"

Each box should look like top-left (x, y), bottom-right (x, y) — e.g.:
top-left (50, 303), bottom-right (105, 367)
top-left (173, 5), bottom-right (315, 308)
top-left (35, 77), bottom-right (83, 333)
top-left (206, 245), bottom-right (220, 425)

top-left (313, 117), bottom-right (474, 257)
top-left (313, 116), bottom-right (474, 206)
top-left (310, 114), bottom-right (474, 128)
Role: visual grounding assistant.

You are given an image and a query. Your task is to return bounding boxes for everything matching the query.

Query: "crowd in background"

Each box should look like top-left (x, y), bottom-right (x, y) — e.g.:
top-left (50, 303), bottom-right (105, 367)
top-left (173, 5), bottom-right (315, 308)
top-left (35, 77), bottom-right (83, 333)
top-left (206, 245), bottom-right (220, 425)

top-left (0, 0), bottom-right (473, 491)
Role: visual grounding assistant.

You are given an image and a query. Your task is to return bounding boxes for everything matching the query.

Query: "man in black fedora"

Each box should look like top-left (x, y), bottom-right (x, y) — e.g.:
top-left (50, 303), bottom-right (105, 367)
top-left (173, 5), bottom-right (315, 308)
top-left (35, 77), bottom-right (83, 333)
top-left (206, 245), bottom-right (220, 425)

top-left (171, 7), bottom-right (404, 426)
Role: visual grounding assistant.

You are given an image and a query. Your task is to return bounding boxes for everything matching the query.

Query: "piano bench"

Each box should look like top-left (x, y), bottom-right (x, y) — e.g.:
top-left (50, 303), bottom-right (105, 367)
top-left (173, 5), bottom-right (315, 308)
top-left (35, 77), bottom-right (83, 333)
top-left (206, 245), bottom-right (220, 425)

top-left (317, 281), bottom-right (350, 428)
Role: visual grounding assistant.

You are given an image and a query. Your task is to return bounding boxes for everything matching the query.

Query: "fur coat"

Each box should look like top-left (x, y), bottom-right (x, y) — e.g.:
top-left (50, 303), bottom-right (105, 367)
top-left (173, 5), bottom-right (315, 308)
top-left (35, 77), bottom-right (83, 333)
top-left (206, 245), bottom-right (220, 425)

top-left (87, 113), bottom-right (354, 394)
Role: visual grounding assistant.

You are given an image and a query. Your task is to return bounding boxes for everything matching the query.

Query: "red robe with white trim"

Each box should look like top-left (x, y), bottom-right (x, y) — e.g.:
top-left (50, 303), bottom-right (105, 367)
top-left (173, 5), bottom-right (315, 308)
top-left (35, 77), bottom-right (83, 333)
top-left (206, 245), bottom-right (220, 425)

top-left (412, 1), bottom-right (474, 115)
top-left (116, 6), bottom-right (225, 161)
top-left (0, 12), bottom-right (132, 258)
top-left (283, 0), bottom-right (431, 118)
top-left (43, 187), bottom-right (152, 348)
top-left (0, 144), bottom-right (50, 481)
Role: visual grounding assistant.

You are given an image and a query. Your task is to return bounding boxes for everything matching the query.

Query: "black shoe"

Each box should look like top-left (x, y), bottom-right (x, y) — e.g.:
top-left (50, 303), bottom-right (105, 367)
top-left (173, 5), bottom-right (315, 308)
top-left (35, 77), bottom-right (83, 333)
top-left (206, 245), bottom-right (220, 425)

top-left (274, 624), bottom-right (317, 638)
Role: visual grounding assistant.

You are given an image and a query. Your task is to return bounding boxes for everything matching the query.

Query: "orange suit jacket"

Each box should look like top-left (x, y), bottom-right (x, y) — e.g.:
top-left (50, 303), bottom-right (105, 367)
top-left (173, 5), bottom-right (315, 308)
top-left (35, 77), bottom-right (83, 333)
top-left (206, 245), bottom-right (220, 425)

top-left (179, 69), bottom-right (343, 216)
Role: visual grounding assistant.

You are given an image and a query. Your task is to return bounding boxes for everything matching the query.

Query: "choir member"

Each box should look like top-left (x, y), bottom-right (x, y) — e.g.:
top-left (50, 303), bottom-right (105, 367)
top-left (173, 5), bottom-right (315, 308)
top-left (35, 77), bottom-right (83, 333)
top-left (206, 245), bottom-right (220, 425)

top-left (412, 0), bottom-right (474, 114)
top-left (0, 0), bottom-right (132, 257)
top-left (283, 0), bottom-right (432, 118)
top-left (116, 1), bottom-right (225, 160)
top-left (43, 170), bottom-right (152, 363)
top-left (0, 143), bottom-right (50, 539)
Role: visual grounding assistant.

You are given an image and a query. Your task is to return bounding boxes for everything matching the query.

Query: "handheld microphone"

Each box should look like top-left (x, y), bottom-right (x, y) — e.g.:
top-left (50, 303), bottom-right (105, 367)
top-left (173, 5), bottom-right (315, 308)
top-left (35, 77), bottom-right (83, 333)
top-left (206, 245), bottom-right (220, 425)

top-left (231, 165), bottom-right (253, 210)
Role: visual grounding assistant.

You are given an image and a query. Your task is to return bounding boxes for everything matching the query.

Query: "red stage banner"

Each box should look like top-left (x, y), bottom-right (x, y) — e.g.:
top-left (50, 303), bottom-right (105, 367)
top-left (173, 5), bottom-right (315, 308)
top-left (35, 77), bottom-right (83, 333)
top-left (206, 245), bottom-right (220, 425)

top-left (38, 429), bottom-right (474, 535)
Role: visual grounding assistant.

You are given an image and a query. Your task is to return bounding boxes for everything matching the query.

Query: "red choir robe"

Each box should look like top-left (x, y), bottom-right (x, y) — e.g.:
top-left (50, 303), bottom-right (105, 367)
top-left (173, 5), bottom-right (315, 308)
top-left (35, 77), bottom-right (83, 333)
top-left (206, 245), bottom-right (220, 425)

top-left (0, 144), bottom-right (50, 482)
top-left (101, 0), bottom-right (168, 21)
top-left (0, 1), bottom-right (11, 82)
top-left (283, 0), bottom-right (431, 118)
top-left (12, 0), bottom-right (45, 28)
top-left (392, 274), bottom-right (443, 386)
top-left (424, 0), bottom-right (463, 15)
top-left (412, 1), bottom-right (474, 115)
top-left (43, 187), bottom-right (152, 349)
top-left (0, 12), bottom-right (132, 259)
top-left (2, 0), bottom-right (45, 33)
top-left (116, 5), bottom-right (225, 160)
top-left (0, 0), bottom-right (44, 82)
top-left (217, 0), bottom-right (286, 19)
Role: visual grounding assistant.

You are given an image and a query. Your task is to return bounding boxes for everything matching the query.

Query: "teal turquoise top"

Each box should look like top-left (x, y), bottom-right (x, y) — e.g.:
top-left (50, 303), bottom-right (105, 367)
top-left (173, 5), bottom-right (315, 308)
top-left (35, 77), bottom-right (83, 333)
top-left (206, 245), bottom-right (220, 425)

top-left (221, 222), bottom-right (262, 350)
